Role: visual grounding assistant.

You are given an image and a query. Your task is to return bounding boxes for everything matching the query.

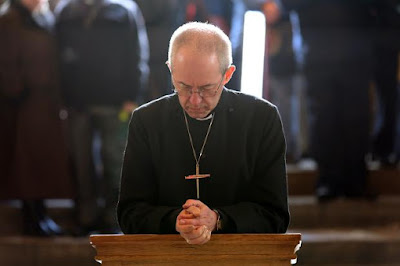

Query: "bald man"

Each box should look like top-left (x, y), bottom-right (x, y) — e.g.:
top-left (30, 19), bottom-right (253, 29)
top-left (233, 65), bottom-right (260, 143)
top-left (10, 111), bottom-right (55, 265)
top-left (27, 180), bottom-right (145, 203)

top-left (118, 22), bottom-right (289, 245)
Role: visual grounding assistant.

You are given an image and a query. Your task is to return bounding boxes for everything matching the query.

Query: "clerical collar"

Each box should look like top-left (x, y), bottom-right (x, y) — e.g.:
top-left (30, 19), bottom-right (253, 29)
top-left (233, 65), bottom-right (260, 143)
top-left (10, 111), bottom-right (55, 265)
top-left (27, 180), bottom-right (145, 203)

top-left (196, 113), bottom-right (214, 121)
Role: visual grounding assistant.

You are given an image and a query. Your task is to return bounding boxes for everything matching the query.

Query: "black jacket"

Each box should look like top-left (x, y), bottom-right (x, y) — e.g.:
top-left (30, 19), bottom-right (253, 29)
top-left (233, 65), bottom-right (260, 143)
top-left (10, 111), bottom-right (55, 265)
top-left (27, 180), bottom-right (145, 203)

top-left (54, 0), bottom-right (149, 108)
top-left (118, 89), bottom-right (289, 234)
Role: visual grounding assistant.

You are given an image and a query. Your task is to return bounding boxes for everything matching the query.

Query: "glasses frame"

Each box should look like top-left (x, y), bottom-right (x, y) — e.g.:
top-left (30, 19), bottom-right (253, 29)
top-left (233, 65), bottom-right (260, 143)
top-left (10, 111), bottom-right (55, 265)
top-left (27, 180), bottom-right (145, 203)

top-left (172, 71), bottom-right (226, 98)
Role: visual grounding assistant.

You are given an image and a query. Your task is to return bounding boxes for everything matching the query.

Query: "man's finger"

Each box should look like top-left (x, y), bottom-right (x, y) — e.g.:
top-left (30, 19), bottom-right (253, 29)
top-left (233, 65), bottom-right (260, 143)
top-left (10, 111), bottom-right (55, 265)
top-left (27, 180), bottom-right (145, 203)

top-left (184, 226), bottom-right (211, 245)
top-left (177, 223), bottom-right (195, 234)
top-left (182, 199), bottom-right (201, 209)
top-left (186, 206), bottom-right (201, 216)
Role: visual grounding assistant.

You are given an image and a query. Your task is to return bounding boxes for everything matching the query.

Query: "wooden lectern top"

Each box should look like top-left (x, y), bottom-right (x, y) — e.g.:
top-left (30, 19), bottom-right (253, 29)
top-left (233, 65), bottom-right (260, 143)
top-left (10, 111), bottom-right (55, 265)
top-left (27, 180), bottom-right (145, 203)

top-left (90, 233), bottom-right (301, 265)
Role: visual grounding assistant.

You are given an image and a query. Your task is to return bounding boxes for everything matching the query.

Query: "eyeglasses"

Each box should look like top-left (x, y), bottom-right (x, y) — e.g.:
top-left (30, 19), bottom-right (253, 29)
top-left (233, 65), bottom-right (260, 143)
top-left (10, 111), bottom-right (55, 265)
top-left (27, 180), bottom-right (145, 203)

top-left (172, 74), bottom-right (225, 98)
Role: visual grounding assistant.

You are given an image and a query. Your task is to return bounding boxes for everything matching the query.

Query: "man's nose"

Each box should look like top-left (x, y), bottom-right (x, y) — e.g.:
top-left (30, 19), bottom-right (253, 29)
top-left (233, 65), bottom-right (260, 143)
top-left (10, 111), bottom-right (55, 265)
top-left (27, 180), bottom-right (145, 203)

top-left (189, 90), bottom-right (203, 105)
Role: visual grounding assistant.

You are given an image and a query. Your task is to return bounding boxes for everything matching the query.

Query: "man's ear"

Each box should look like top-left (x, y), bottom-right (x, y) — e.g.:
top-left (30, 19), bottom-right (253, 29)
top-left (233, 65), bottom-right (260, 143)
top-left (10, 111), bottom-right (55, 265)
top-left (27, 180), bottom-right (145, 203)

top-left (165, 61), bottom-right (172, 73)
top-left (223, 65), bottom-right (236, 85)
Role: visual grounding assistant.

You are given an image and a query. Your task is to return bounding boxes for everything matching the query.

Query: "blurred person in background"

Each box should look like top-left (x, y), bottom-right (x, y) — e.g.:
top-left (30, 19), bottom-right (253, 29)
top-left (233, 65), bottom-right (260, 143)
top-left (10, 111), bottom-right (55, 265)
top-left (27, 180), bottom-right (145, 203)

top-left (276, 0), bottom-right (376, 201)
top-left (262, 1), bottom-right (308, 163)
top-left (370, 0), bottom-right (400, 167)
top-left (54, 0), bottom-right (149, 234)
top-left (0, 0), bottom-right (74, 236)
top-left (203, 0), bottom-right (232, 35)
top-left (135, 0), bottom-right (185, 101)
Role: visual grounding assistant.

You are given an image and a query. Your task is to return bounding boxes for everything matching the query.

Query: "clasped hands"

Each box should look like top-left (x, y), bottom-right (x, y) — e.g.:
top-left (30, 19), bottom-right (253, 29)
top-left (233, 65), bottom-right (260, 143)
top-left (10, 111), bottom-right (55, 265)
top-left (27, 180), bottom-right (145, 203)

top-left (175, 199), bottom-right (218, 245)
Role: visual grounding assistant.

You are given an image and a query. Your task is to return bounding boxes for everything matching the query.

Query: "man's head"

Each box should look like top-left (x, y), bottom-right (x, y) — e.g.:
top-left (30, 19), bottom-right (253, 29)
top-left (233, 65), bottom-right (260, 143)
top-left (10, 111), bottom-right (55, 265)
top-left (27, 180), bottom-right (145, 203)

top-left (167, 22), bottom-right (236, 119)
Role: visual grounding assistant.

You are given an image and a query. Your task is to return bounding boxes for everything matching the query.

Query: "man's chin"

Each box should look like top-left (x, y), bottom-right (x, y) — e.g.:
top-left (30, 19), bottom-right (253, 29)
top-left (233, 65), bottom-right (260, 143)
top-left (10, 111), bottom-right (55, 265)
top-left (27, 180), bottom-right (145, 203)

top-left (186, 108), bottom-right (209, 119)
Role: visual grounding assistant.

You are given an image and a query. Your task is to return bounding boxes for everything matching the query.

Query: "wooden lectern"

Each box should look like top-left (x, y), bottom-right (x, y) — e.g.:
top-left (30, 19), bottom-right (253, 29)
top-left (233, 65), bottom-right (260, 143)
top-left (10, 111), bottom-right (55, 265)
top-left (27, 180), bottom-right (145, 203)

top-left (90, 233), bottom-right (301, 265)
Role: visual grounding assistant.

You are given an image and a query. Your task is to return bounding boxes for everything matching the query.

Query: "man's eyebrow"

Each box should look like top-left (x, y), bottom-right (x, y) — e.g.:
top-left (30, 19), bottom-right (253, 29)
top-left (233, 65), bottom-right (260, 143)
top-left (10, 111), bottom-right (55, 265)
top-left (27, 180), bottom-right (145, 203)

top-left (178, 81), bottom-right (191, 87)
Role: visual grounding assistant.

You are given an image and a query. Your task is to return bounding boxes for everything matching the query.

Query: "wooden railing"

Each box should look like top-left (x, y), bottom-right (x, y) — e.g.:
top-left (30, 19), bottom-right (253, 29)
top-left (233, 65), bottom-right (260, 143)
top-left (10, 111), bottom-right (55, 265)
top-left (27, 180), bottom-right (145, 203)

top-left (90, 233), bottom-right (301, 265)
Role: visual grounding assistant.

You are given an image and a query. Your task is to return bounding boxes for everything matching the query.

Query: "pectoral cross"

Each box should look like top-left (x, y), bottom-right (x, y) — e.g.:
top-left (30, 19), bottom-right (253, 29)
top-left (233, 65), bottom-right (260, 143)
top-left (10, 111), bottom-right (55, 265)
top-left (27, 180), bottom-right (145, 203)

top-left (185, 163), bottom-right (210, 199)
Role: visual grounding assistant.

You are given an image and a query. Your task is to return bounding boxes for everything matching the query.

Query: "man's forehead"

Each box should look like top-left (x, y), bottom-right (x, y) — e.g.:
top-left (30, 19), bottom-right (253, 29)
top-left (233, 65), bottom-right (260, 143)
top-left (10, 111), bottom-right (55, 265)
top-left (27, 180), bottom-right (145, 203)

top-left (173, 49), bottom-right (219, 66)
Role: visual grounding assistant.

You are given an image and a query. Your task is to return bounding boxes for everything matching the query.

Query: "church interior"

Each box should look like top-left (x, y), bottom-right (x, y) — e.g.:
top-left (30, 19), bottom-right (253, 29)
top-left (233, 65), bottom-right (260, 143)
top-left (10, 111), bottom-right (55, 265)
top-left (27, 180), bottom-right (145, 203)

top-left (1, 0), bottom-right (400, 265)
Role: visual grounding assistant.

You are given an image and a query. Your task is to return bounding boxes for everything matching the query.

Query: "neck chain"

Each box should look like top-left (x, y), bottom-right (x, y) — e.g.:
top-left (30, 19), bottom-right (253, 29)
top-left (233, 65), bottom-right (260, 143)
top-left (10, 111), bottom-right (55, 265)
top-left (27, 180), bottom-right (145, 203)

top-left (183, 110), bottom-right (215, 171)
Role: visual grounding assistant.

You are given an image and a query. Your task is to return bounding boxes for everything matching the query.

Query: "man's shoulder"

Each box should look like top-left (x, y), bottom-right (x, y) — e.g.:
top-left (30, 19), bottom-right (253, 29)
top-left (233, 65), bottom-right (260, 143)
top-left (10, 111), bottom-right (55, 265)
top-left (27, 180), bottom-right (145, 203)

top-left (131, 94), bottom-right (177, 129)
top-left (223, 88), bottom-right (277, 112)
top-left (135, 94), bottom-right (177, 116)
top-left (55, 0), bottom-right (139, 20)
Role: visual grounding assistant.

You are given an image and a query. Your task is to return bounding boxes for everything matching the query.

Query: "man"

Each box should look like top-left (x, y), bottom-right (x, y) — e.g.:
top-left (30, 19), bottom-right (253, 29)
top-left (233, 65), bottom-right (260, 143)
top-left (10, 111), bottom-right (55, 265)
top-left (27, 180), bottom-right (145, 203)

top-left (276, 0), bottom-right (376, 201)
top-left (262, 1), bottom-right (307, 162)
top-left (0, 0), bottom-right (74, 235)
top-left (118, 22), bottom-right (289, 244)
top-left (55, 0), bottom-right (149, 233)
top-left (371, 0), bottom-right (400, 167)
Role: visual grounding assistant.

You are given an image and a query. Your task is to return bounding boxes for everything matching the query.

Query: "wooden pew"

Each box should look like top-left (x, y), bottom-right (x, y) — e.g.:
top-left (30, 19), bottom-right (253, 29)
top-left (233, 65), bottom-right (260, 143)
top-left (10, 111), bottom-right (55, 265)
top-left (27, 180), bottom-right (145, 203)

top-left (90, 233), bottom-right (301, 265)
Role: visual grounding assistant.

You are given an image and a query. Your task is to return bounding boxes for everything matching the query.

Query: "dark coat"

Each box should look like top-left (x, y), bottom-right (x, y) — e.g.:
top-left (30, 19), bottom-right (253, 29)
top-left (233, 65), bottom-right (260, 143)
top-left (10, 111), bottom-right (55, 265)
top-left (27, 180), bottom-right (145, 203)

top-left (118, 89), bottom-right (289, 234)
top-left (54, 0), bottom-right (150, 108)
top-left (0, 0), bottom-right (74, 199)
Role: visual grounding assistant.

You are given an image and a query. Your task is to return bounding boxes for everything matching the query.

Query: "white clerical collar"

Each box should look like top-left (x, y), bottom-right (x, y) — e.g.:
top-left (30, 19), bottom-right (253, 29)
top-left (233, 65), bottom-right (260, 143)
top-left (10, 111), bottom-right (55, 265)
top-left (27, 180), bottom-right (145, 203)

top-left (196, 113), bottom-right (214, 121)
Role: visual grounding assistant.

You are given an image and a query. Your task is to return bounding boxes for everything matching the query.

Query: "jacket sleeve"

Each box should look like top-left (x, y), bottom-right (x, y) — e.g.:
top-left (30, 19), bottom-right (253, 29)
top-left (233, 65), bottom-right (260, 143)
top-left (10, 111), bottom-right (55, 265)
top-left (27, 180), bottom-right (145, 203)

top-left (126, 2), bottom-right (149, 104)
top-left (117, 109), bottom-right (179, 234)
